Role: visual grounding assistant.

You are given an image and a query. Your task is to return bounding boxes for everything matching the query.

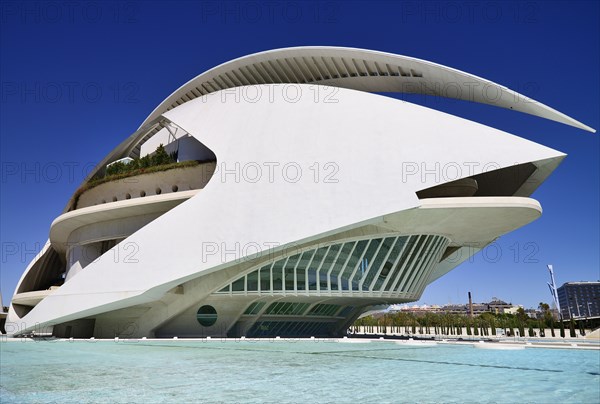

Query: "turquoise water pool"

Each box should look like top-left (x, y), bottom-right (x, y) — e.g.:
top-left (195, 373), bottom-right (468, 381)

top-left (1, 339), bottom-right (599, 403)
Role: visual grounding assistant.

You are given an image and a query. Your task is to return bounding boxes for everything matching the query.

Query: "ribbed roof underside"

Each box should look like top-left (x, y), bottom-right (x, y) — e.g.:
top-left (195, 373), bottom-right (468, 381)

top-left (141, 47), bottom-right (595, 133)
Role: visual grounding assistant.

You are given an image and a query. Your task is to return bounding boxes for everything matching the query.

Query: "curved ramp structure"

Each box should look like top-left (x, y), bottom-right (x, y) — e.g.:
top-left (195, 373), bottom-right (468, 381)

top-left (5, 47), bottom-right (595, 338)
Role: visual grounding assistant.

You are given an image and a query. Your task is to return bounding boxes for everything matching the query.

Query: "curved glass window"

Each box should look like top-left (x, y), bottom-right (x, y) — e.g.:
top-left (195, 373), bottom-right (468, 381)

top-left (244, 301), bottom-right (266, 315)
top-left (214, 235), bottom-right (448, 297)
top-left (264, 302), bottom-right (309, 316)
top-left (307, 304), bottom-right (340, 316)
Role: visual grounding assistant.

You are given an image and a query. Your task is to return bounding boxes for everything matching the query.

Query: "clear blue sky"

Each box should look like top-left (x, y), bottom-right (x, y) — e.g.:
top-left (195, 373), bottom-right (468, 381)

top-left (1, 1), bottom-right (598, 309)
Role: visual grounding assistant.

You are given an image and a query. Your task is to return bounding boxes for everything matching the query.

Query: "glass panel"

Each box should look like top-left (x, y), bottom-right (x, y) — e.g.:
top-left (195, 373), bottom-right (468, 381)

top-left (354, 239), bottom-right (381, 289)
top-left (290, 322), bottom-right (303, 336)
top-left (284, 254), bottom-right (300, 291)
top-left (296, 267), bottom-right (306, 291)
top-left (397, 235), bottom-right (428, 292)
top-left (278, 321), bottom-right (295, 335)
top-left (248, 320), bottom-right (332, 337)
top-left (340, 240), bottom-right (369, 291)
top-left (272, 259), bottom-right (285, 291)
top-left (319, 244), bottom-right (341, 291)
top-left (244, 301), bottom-right (265, 315)
top-left (259, 265), bottom-right (271, 292)
top-left (329, 242), bottom-right (355, 291)
top-left (327, 305), bottom-right (339, 316)
top-left (308, 247), bottom-right (328, 291)
top-left (308, 304), bottom-right (340, 316)
top-left (308, 304), bottom-right (321, 315)
top-left (272, 303), bottom-right (282, 315)
top-left (281, 303), bottom-right (291, 314)
top-left (338, 306), bottom-right (354, 318)
top-left (295, 250), bottom-right (314, 291)
top-left (417, 237), bottom-right (444, 289)
top-left (264, 302), bottom-right (309, 316)
top-left (297, 322), bottom-right (311, 336)
top-left (217, 284), bottom-right (230, 293)
top-left (403, 235), bottom-right (433, 292)
top-left (312, 322), bottom-right (324, 335)
top-left (374, 237), bottom-right (406, 291)
top-left (300, 322), bottom-right (315, 336)
top-left (385, 235), bottom-right (415, 292)
top-left (247, 270), bottom-right (259, 291)
top-left (386, 235), bottom-right (421, 292)
top-left (252, 321), bottom-right (270, 337)
top-left (271, 322), bottom-right (285, 335)
top-left (407, 236), bottom-right (441, 292)
top-left (266, 302), bottom-right (282, 314)
top-left (362, 237), bottom-right (395, 290)
top-left (232, 277), bottom-right (245, 292)
top-left (254, 302), bottom-right (266, 315)
top-left (300, 322), bottom-right (314, 336)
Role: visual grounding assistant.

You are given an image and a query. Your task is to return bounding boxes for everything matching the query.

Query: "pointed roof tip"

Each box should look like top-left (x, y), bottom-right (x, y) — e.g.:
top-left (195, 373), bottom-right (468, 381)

top-left (559, 115), bottom-right (596, 133)
top-left (563, 120), bottom-right (596, 133)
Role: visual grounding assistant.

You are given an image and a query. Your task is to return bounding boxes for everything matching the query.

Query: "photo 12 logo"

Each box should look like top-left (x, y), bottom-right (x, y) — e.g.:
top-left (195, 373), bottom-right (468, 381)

top-left (0, 1), bottom-right (139, 24)
top-left (1, 161), bottom-right (99, 185)
top-left (213, 161), bottom-right (340, 184)
top-left (1, 81), bottom-right (140, 104)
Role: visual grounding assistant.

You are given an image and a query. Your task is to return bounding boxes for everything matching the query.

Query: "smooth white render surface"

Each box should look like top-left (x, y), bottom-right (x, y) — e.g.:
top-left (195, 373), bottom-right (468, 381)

top-left (10, 85), bottom-right (565, 334)
top-left (50, 190), bottom-right (199, 249)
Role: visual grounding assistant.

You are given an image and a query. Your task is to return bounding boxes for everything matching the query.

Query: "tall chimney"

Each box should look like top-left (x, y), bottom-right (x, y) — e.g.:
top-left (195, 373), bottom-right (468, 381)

top-left (468, 292), bottom-right (474, 318)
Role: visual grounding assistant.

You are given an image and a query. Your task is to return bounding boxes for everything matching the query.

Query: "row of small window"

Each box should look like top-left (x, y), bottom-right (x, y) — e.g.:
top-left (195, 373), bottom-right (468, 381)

top-left (564, 289), bottom-right (599, 294)
top-left (100, 185), bottom-right (180, 203)
top-left (243, 302), bottom-right (347, 317)
top-left (217, 235), bottom-right (448, 295)
top-left (247, 320), bottom-right (334, 338)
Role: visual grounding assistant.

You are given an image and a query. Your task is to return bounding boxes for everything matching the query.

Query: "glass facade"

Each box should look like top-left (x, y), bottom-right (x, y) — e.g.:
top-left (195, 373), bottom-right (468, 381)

top-left (264, 302), bottom-right (310, 316)
top-left (247, 320), bottom-right (335, 338)
top-left (243, 301), bottom-right (266, 315)
top-left (557, 282), bottom-right (600, 320)
top-left (214, 234), bottom-right (449, 298)
top-left (307, 304), bottom-right (340, 316)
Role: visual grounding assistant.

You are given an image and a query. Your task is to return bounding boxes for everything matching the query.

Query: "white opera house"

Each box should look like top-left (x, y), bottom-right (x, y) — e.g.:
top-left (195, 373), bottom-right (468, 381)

top-left (6, 47), bottom-right (595, 338)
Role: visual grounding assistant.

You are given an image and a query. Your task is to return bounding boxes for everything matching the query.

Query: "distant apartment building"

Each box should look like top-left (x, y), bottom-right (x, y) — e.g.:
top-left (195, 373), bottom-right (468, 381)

top-left (557, 281), bottom-right (600, 320)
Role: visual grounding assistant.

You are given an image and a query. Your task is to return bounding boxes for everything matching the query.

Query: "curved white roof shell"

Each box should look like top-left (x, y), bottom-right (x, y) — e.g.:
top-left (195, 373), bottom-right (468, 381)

top-left (141, 46), bottom-right (595, 132)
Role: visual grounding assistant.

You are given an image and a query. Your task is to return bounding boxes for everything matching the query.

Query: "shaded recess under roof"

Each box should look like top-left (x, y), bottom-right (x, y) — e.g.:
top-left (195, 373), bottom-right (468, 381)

top-left (417, 162), bottom-right (538, 199)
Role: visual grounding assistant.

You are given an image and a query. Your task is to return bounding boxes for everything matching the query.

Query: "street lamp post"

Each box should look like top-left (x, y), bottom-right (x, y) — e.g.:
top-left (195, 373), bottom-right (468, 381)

top-left (546, 265), bottom-right (562, 320)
